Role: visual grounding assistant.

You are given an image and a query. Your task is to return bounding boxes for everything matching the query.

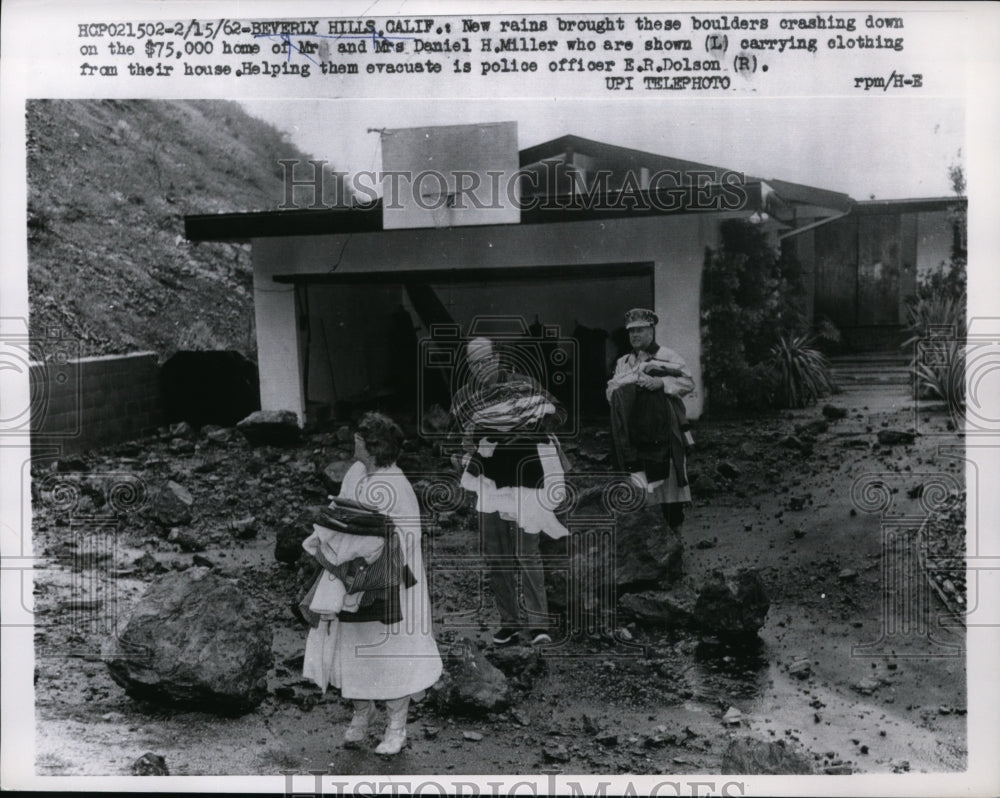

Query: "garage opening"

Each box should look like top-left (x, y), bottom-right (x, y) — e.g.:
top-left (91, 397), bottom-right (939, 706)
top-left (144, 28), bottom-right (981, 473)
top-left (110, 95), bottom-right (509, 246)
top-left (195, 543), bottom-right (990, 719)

top-left (278, 262), bottom-right (654, 425)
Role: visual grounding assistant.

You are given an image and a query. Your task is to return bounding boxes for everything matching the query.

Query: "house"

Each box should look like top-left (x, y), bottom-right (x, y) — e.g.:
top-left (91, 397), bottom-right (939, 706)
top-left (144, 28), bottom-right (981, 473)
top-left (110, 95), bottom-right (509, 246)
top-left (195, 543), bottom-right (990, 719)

top-left (185, 122), bottom-right (926, 426)
top-left (781, 196), bottom-right (966, 350)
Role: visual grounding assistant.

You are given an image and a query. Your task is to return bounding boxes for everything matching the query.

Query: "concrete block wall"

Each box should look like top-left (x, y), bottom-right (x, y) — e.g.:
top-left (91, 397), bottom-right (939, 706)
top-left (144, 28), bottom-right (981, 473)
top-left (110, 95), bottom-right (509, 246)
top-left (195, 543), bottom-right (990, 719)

top-left (31, 352), bottom-right (163, 453)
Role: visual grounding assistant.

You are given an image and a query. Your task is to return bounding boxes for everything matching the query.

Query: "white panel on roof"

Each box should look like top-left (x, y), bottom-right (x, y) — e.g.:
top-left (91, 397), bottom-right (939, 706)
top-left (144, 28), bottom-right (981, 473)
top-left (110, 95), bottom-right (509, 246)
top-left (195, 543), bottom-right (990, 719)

top-left (380, 122), bottom-right (520, 230)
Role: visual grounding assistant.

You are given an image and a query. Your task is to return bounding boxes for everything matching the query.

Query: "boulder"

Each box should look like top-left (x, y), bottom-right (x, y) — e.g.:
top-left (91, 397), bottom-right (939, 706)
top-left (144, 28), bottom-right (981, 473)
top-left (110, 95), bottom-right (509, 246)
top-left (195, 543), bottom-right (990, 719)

top-left (795, 418), bottom-right (829, 438)
top-left (237, 410), bottom-right (300, 446)
top-left (274, 507), bottom-right (325, 565)
top-left (229, 515), bottom-right (257, 540)
top-left (131, 752), bottom-right (169, 776)
top-left (169, 421), bottom-right (197, 440)
top-left (822, 404), bottom-right (848, 421)
top-left (877, 429), bottom-right (915, 446)
top-left (720, 737), bottom-right (815, 775)
top-left (149, 481), bottom-right (194, 527)
top-left (167, 526), bottom-right (209, 552)
top-left (614, 512), bottom-right (684, 591)
top-left (202, 425), bottom-right (239, 445)
top-left (429, 637), bottom-right (510, 714)
top-left (618, 585), bottom-right (697, 628)
top-left (692, 569), bottom-right (770, 640)
top-left (486, 645), bottom-right (548, 689)
top-left (105, 569), bottom-right (273, 714)
top-left (544, 515), bottom-right (683, 633)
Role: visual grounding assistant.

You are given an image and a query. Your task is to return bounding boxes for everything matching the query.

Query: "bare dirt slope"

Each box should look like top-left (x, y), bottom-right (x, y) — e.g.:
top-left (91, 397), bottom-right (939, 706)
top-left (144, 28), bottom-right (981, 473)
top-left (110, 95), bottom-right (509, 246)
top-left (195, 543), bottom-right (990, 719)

top-left (26, 99), bottom-right (334, 358)
top-left (31, 388), bottom-right (966, 777)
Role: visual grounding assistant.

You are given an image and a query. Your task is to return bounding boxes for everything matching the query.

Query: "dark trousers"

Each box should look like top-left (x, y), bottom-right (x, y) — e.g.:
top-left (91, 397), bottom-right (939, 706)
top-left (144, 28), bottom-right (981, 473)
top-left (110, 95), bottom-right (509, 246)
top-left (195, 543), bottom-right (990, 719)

top-left (480, 512), bottom-right (549, 627)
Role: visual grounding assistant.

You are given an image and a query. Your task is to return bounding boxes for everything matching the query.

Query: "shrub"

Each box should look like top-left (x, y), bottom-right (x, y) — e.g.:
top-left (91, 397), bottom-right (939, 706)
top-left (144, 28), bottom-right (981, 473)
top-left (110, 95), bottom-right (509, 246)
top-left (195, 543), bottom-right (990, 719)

top-left (769, 334), bottom-right (835, 408)
top-left (701, 220), bottom-right (809, 411)
top-left (902, 295), bottom-right (966, 407)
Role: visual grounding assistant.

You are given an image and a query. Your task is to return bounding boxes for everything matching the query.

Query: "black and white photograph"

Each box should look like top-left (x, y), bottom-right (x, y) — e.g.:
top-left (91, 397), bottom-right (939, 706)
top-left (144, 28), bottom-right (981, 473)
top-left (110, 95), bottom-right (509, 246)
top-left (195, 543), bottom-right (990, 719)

top-left (2, 2), bottom-right (998, 794)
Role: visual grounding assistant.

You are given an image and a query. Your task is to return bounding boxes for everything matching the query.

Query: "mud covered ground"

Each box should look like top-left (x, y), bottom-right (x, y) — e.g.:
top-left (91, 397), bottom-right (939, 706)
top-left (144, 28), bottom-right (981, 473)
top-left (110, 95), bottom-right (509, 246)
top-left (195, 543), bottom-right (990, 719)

top-left (31, 386), bottom-right (967, 777)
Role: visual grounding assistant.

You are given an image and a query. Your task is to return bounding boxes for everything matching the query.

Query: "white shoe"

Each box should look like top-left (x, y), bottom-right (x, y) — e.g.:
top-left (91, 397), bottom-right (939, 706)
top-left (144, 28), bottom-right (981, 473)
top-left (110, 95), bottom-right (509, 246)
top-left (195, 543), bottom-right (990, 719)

top-left (375, 696), bottom-right (410, 756)
top-left (375, 725), bottom-right (407, 756)
top-left (343, 700), bottom-right (376, 748)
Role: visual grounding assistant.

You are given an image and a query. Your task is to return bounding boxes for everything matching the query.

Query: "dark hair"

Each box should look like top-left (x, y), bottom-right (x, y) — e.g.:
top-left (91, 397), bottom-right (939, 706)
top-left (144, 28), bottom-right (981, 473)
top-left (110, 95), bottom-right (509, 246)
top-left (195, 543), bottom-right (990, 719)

top-left (357, 412), bottom-right (404, 468)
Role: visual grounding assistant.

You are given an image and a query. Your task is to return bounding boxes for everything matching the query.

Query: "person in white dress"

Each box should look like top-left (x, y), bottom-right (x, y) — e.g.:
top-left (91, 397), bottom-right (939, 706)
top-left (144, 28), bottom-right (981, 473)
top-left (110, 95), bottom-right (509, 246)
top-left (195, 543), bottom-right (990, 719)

top-left (305, 411), bottom-right (442, 756)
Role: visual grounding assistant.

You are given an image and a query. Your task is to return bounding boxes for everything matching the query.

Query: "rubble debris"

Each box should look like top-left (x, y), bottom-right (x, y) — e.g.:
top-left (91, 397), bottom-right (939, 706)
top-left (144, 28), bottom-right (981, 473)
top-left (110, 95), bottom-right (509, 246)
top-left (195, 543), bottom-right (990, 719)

top-left (692, 569), bottom-right (770, 640)
top-left (716, 460), bottom-right (741, 480)
top-left (274, 507), bottom-right (325, 565)
top-left (720, 737), bottom-right (815, 774)
top-left (487, 645), bottom-right (547, 689)
top-left (722, 707), bottom-right (743, 726)
top-left (149, 480), bottom-right (194, 527)
top-left (618, 586), bottom-right (697, 629)
top-left (429, 637), bottom-right (510, 715)
top-left (543, 744), bottom-right (570, 762)
top-left (237, 410), bottom-right (300, 446)
top-left (795, 419), bottom-right (829, 437)
top-left (877, 429), bottom-right (915, 446)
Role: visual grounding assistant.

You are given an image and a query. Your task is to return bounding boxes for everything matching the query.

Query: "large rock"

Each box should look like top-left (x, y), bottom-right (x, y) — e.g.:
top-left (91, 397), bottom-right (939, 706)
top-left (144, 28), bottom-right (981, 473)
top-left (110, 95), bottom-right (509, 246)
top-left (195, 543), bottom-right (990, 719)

top-left (237, 410), bottom-right (300, 446)
top-left (104, 569), bottom-right (273, 714)
top-left (720, 737), bottom-right (815, 775)
top-left (486, 645), bottom-right (548, 689)
top-left (131, 752), bottom-right (170, 776)
top-left (614, 511), bottom-right (684, 591)
top-left (543, 514), bottom-right (682, 634)
top-left (429, 637), bottom-right (510, 714)
top-left (692, 569), bottom-right (770, 640)
top-left (618, 584), bottom-right (698, 628)
top-left (877, 429), bottom-right (915, 446)
top-left (149, 481), bottom-right (194, 527)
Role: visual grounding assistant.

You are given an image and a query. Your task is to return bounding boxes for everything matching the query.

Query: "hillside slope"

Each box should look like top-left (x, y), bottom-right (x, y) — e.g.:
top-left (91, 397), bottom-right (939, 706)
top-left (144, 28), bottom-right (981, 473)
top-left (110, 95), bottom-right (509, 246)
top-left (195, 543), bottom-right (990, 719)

top-left (26, 99), bottom-right (336, 358)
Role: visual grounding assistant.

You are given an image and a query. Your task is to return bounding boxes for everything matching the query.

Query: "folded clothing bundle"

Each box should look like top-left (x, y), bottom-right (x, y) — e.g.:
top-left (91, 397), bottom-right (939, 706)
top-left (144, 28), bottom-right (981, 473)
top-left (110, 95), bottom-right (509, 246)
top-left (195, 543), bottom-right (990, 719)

top-left (318, 498), bottom-right (389, 537)
top-left (455, 376), bottom-right (564, 434)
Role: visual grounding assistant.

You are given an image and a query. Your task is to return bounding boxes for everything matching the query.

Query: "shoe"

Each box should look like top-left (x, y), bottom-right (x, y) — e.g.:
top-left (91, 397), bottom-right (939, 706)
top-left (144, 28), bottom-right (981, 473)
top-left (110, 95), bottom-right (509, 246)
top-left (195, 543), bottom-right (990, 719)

top-left (342, 700), bottom-right (376, 748)
top-left (529, 630), bottom-right (552, 646)
top-left (375, 696), bottom-right (409, 756)
top-left (492, 627), bottom-right (520, 646)
top-left (375, 725), bottom-right (407, 755)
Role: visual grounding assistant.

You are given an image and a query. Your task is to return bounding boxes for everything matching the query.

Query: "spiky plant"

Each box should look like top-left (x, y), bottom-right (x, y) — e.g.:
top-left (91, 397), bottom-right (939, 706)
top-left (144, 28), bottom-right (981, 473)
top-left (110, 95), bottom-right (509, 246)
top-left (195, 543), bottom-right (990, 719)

top-left (769, 334), bottom-right (835, 408)
top-left (902, 295), bottom-right (966, 407)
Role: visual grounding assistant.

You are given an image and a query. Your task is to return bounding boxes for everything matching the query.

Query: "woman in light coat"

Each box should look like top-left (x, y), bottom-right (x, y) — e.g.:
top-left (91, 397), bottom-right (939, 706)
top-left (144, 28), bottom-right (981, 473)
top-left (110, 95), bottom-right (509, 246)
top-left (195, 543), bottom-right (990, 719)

top-left (306, 412), bottom-right (442, 755)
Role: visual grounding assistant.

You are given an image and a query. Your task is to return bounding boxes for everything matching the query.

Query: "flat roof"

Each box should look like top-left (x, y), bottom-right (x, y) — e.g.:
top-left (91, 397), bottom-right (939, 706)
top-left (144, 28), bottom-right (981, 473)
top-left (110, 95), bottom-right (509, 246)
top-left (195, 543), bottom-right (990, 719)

top-left (185, 181), bottom-right (766, 243)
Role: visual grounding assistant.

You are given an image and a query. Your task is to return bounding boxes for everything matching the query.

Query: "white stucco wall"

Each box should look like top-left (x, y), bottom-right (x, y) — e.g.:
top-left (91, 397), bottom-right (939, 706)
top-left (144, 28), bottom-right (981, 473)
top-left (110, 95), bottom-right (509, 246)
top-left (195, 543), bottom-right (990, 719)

top-left (252, 212), bottom-right (733, 422)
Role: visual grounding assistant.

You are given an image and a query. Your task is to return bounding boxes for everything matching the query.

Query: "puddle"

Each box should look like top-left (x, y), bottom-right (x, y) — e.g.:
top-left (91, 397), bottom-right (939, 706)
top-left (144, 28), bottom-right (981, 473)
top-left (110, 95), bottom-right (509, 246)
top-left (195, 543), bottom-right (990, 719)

top-left (686, 638), bottom-right (774, 702)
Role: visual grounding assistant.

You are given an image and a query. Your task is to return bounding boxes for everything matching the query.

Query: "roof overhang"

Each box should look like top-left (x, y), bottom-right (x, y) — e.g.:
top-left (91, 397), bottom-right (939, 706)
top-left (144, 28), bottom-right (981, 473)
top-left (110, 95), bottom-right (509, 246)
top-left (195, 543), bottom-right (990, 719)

top-left (271, 260), bottom-right (654, 286)
top-left (185, 181), bottom-right (768, 243)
